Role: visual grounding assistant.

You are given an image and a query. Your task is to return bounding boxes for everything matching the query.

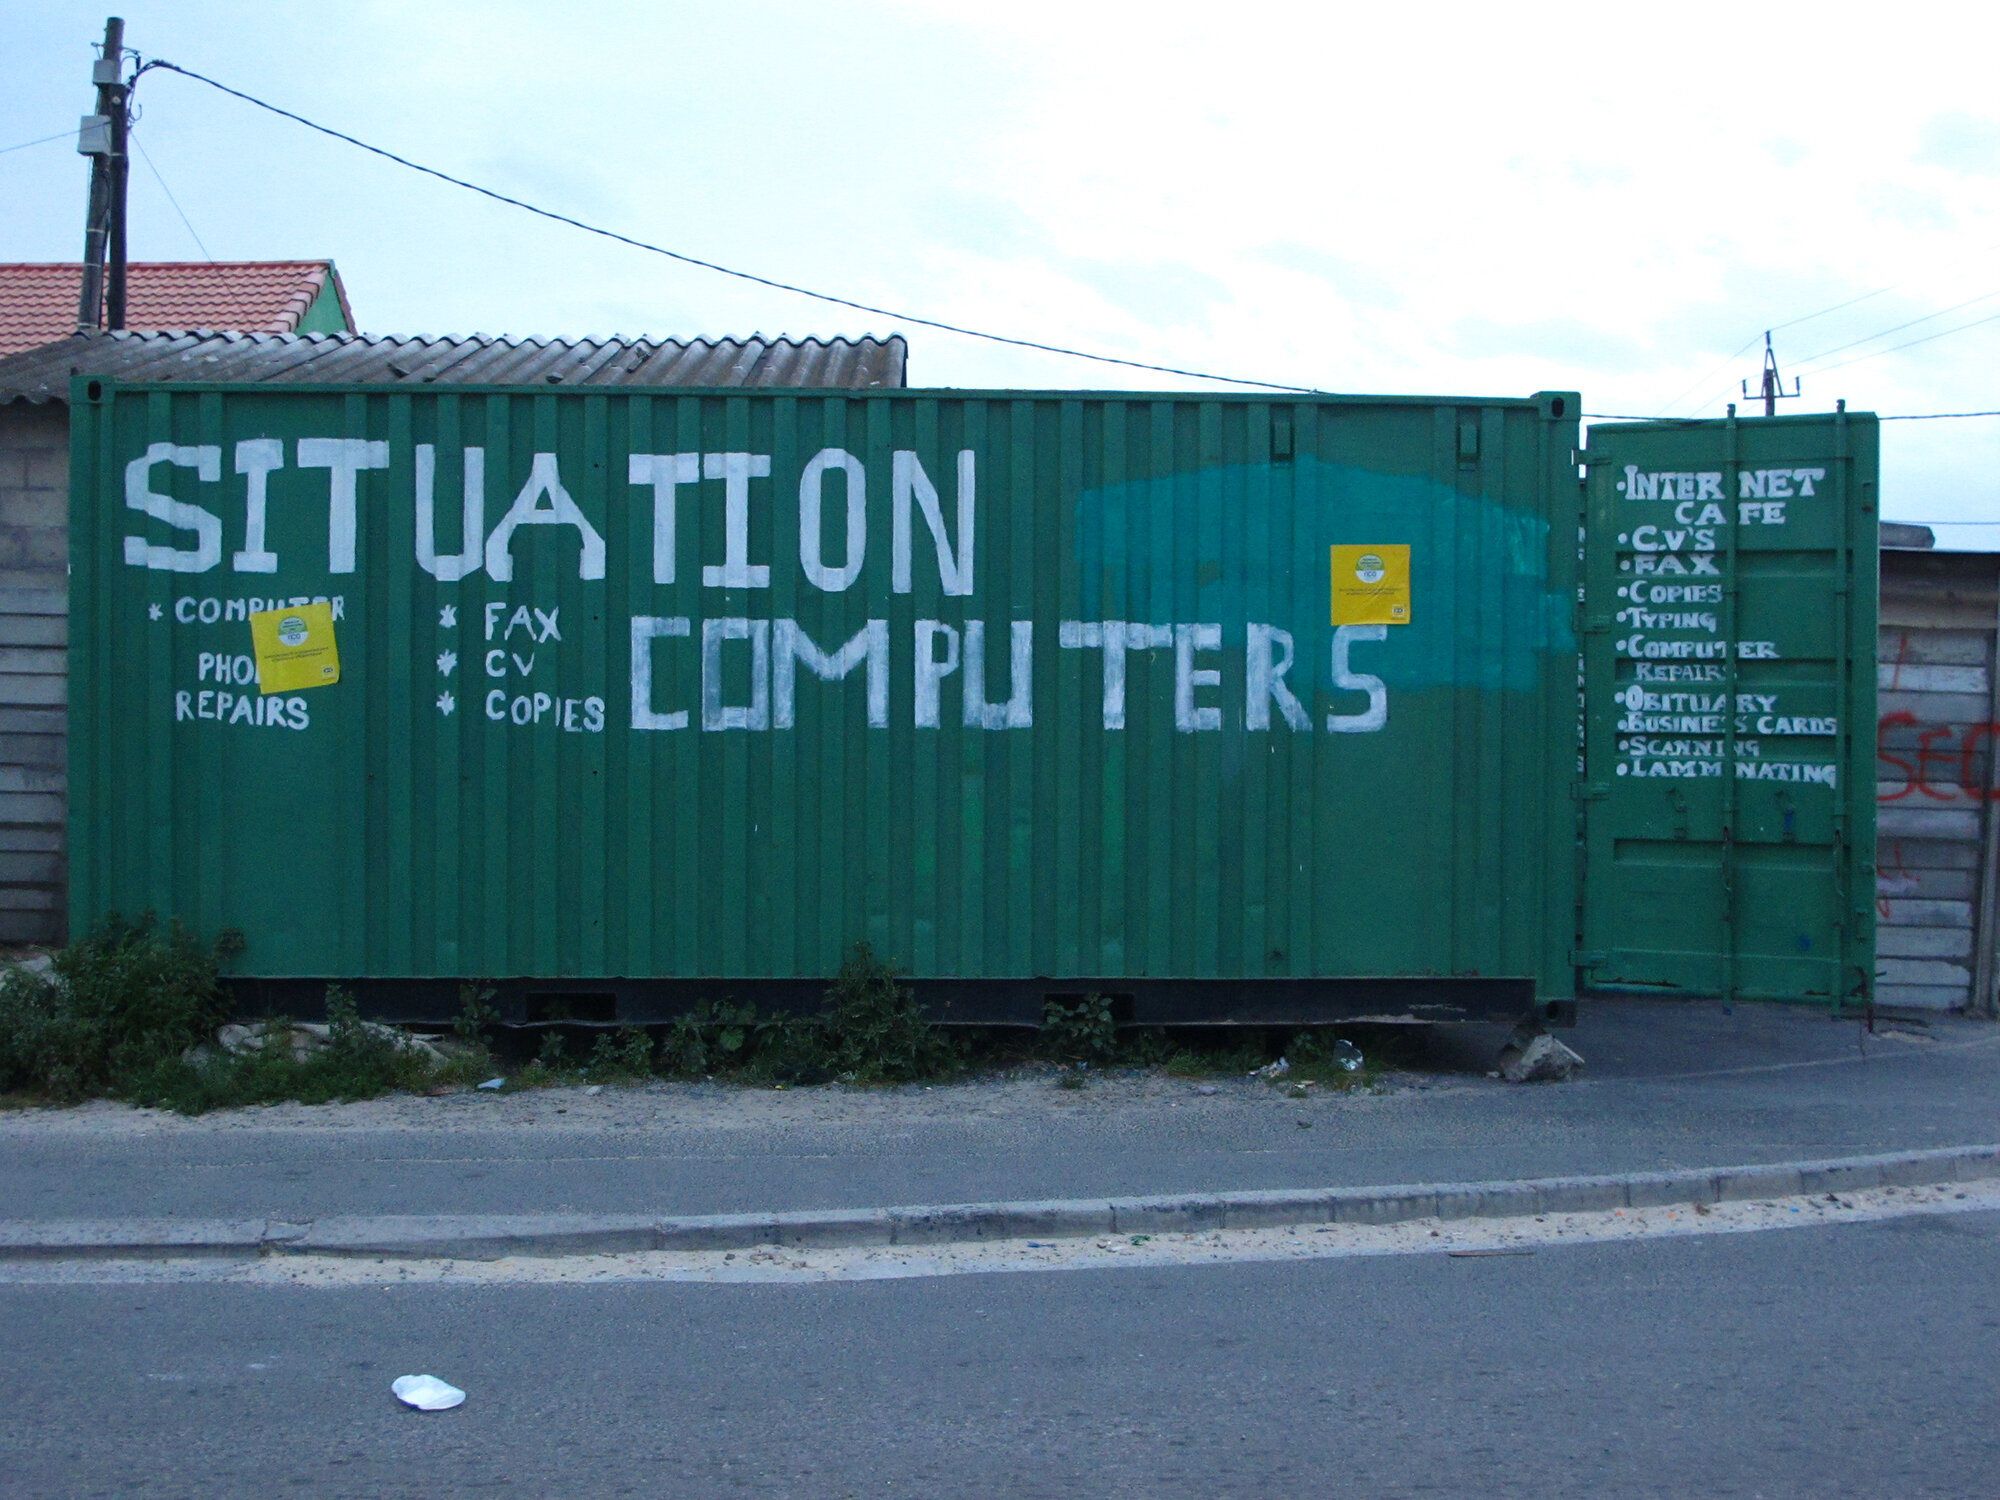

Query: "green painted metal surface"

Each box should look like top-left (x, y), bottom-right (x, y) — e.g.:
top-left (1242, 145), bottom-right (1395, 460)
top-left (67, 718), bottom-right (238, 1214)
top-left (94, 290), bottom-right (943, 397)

top-left (1579, 410), bottom-right (1879, 1006)
top-left (69, 382), bottom-right (1582, 999)
top-left (291, 275), bottom-right (350, 336)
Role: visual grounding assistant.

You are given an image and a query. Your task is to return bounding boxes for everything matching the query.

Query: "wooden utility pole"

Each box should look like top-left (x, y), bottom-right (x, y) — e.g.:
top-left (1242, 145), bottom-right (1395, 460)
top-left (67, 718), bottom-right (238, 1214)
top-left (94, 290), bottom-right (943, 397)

top-left (76, 16), bottom-right (128, 332)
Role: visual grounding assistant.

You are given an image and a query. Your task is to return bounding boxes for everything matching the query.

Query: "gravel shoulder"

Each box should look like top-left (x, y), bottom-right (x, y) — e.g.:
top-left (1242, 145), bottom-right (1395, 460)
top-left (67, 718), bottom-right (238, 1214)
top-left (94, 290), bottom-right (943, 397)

top-left (2, 1000), bottom-right (1995, 1225)
top-left (0, 1062), bottom-right (1449, 1137)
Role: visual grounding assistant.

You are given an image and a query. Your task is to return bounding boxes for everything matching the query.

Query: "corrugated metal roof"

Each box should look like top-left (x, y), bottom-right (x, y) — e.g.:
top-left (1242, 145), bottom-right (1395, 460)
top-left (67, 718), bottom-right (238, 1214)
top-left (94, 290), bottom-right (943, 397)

top-left (0, 328), bottom-right (908, 402)
top-left (1879, 521), bottom-right (1937, 551)
top-left (0, 262), bottom-right (348, 356)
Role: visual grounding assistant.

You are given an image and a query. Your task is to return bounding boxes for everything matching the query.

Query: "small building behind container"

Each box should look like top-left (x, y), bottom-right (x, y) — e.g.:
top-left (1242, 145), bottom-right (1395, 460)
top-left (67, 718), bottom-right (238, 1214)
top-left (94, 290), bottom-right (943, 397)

top-left (0, 260), bottom-right (355, 358)
top-left (1877, 523), bottom-right (2000, 1014)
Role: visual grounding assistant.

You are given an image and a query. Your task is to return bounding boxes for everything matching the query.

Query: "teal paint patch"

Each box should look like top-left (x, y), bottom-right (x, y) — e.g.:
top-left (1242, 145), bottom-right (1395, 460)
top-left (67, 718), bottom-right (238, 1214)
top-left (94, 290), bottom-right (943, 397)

top-left (1074, 455), bottom-right (1570, 693)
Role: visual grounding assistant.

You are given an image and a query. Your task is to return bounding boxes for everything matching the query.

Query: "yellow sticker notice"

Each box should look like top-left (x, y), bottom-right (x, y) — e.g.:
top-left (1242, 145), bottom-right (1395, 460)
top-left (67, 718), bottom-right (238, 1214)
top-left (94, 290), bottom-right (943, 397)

top-left (1331, 545), bottom-right (1412, 625)
top-left (249, 602), bottom-right (340, 694)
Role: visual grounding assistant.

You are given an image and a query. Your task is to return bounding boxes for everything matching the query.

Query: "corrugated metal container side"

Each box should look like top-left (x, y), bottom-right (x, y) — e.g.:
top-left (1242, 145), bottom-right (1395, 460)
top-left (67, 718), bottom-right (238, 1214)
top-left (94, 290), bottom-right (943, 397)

top-left (69, 382), bottom-right (1581, 1022)
top-left (0, 332), bottom-right (902, 949)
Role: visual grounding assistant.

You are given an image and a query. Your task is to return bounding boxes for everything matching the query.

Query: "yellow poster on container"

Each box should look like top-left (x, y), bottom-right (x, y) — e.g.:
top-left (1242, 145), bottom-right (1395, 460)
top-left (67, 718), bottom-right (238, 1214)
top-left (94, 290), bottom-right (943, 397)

top-left (1330, 545), bottom-right (1412, 625)
top-left (249, 602), bottom-right (340, 693)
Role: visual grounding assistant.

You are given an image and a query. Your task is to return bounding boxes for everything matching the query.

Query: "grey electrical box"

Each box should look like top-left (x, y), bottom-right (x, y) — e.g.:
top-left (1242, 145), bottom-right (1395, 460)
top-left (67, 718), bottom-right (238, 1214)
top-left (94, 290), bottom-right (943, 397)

top-left (76, 115), bottom-right (110, 155)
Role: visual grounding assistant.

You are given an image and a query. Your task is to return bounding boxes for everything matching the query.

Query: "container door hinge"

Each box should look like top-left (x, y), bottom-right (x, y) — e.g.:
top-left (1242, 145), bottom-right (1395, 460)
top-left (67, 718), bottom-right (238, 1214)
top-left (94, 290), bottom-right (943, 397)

top-left (1572, 782), bottom-right (1609, 801)
top-left (1581, 614), bottom-right (1612, 635)
top-left (1578, 450), bottom-right (1615, 467)
top-left (1571, 950), bottom-right (1608, 969)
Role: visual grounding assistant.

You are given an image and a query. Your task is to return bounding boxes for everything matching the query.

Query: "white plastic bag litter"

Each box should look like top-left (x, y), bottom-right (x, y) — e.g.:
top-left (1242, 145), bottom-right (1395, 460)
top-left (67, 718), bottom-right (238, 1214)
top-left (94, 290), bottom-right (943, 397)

top-left (391, 1375), bottom-right (465, 1411)
top-left (476, 1077), bottom-right (505, 1091)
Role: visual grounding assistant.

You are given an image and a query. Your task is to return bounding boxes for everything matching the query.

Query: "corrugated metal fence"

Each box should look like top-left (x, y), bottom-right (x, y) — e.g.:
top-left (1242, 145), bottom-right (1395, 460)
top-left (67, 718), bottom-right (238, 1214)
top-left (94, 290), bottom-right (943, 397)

top-left (1876, 543), bottom-right (2000, 1013)
top-left (0, 402), bottom-right (70, 941)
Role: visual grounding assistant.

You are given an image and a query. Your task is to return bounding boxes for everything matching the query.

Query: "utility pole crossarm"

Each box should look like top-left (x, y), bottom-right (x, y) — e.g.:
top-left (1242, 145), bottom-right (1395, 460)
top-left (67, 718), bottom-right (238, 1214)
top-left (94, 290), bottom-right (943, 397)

top-left (1742, 331), bottom-right (1801, 418)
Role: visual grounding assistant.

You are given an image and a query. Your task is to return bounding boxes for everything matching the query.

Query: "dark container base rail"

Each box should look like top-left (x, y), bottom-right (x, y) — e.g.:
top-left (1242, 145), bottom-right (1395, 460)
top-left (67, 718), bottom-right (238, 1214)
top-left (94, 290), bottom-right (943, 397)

top-left (220, 975), bottom-right (1549, 1030)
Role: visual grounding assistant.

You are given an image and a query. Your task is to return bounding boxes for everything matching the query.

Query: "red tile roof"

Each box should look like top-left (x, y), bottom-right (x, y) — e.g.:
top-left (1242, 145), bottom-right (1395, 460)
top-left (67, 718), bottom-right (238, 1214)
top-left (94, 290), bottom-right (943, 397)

top-left (0, 261), bottom-right (349, 356)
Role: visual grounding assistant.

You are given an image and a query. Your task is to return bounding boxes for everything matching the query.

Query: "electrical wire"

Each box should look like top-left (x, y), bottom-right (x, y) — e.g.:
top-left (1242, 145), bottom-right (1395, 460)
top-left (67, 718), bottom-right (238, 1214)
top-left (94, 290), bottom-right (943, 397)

top-left (1586, 409), bottom-right (2000, 422)
top-left (1767, 285), bottom-right (1895, 335)
top-left (101, 56), bottom-right (2000, 412)
top-left (1807, 309), bottom-right (2000, 377)
top-left (1651, 300), bottom-right (2000, 417)
top-left (1654, 244), bottom-right (2000, 418)
top-left (132, 59), bottom-right (1316, 394)
top-left (1792, 287), bottom-right (2000, 370)
top-left (1654, 284), bottom-right (1937, 418)
top-left (1651, 335), bottom-right (1764, 419)
top-left (0, 129), bottom-right (70, 156)
top-left (132, 134), bottom-right (213, 261)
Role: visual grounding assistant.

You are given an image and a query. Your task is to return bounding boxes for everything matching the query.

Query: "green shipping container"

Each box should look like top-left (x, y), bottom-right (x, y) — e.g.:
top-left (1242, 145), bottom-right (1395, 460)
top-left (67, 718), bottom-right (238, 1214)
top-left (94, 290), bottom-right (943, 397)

top-left (73, 379), bottom-right (1848, 1027)
top-left (1578, 410), bottom-right (1878, 1008)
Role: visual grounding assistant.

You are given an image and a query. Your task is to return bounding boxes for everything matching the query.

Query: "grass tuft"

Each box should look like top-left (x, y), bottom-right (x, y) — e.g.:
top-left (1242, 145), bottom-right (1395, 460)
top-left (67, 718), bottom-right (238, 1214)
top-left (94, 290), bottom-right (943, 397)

top-left (0, 921), bottom-right (1428, 1112)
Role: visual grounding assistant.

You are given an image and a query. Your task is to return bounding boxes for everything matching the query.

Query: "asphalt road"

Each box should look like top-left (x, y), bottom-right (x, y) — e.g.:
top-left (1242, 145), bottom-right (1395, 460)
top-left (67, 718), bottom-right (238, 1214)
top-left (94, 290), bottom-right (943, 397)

top-left (4, 1209), bottom-right (1996, 1498)
top-left (3, 999), bottom-right (1996, 1224)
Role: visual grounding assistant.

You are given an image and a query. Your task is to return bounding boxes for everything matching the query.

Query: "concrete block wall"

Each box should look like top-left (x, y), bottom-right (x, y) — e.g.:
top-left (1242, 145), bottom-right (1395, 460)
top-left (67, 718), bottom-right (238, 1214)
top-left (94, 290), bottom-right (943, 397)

top-left (0, 402), bottom-right (69, 944)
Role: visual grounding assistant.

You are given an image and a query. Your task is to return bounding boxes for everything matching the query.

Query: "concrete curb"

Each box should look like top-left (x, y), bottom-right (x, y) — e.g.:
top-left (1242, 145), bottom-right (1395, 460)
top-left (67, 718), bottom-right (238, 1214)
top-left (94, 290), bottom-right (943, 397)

top-left (4, 1144), bottom-right (1995, 1263)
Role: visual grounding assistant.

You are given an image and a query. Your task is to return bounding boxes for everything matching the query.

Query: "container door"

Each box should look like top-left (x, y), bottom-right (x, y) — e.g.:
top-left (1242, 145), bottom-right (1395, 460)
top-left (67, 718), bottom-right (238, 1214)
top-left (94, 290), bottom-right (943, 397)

top-left (1578, 411), bottom-right (1878, 1007)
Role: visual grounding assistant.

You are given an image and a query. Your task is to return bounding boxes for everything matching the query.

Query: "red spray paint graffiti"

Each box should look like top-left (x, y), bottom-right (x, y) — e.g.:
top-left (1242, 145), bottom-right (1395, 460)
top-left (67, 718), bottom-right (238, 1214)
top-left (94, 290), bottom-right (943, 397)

top-left (1877, 628), bottom-right (1997, 803)
top-left (1875, 713), bottom-right (1999, 803)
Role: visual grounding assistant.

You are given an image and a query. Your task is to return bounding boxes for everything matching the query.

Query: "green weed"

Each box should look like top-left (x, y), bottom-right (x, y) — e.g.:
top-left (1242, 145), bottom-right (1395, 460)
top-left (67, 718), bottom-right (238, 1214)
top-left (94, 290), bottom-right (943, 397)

top-left (1287, 1028), bottom-right (1403, 1091)
top-left (0, 914), bottom-right (240, 1102)
top-left (126, 986), bottom-right (440, 1113)
top-left (505, 1031), bottom-right (585, 1091)
top-left (1113, 1028), bottom-right (1175, 1068)
top-left (1162, 1038), bottom-right (1270, 1078)
top-left (1039, 994), bottom-right (1118, 1065)
top-left (453, 983), bottom-right (500, 1049)
top-left (652, 946), bottom-right (959, 1086)
top-left (659, 1002), bottom-right (765, 1077)
top-left (587, 1026), bottom-right (657, 1082)
top-left (820, 943), bottom-right (960, 1084)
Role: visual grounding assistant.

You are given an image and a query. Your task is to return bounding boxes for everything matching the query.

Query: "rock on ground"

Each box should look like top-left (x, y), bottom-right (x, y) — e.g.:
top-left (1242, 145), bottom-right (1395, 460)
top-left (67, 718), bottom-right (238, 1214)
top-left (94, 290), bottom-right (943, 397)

top-left (214, 1021), bottom-right (445, 1065)
top-left (1496, 1032), bottom-right (1585, 1083)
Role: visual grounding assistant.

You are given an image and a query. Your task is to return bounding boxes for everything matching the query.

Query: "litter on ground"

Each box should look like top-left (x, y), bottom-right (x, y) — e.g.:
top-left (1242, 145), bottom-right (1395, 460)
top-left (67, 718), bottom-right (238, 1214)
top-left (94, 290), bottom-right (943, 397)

top-left (391, 1374), bottom-right (465, 1411)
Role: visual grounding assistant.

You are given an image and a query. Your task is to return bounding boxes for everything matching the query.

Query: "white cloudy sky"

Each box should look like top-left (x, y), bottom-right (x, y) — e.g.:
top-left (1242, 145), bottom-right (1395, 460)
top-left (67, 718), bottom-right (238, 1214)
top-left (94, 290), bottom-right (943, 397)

top-left (7, 1), bottom-right (2000, 541)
